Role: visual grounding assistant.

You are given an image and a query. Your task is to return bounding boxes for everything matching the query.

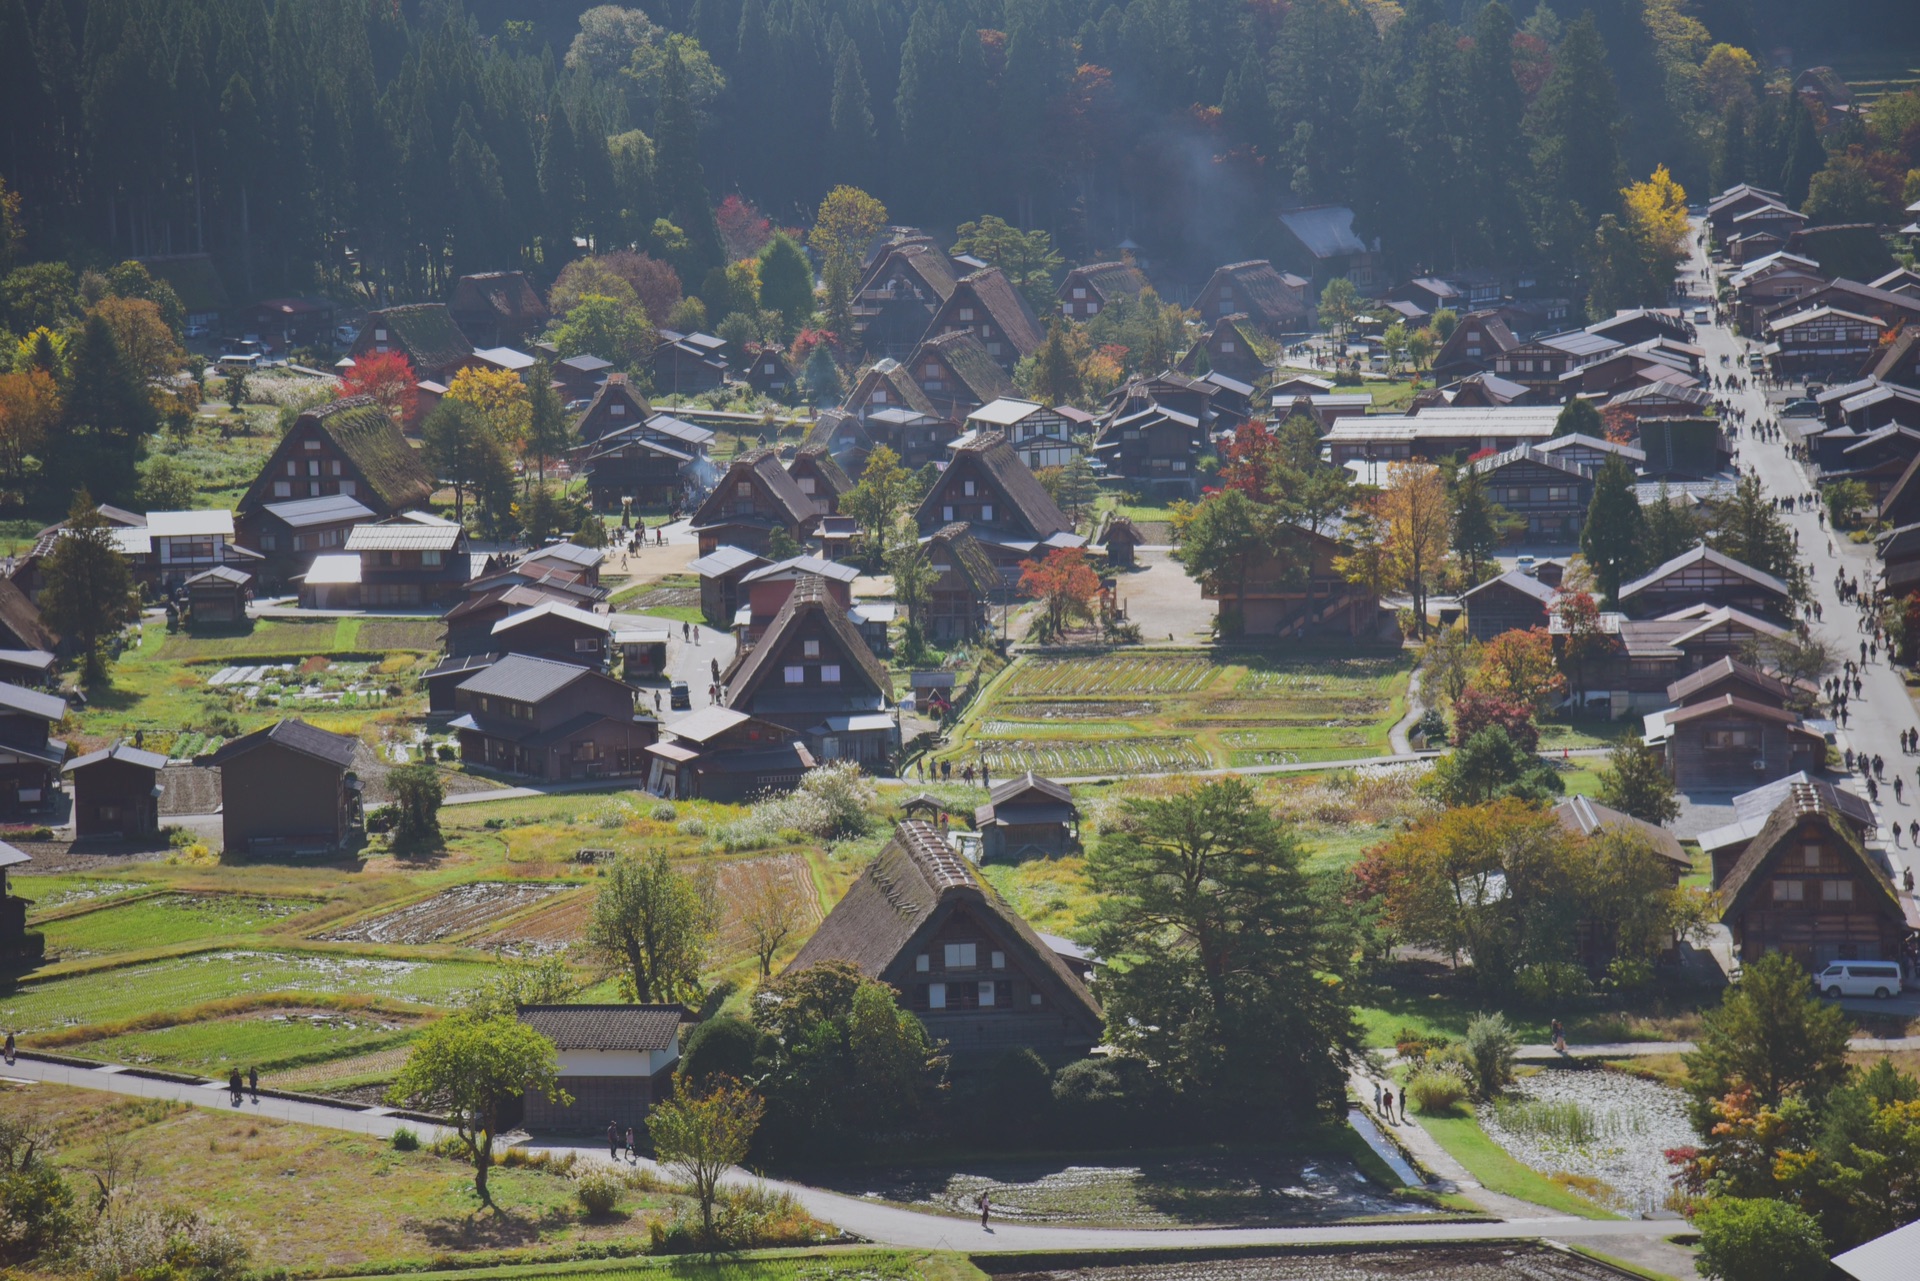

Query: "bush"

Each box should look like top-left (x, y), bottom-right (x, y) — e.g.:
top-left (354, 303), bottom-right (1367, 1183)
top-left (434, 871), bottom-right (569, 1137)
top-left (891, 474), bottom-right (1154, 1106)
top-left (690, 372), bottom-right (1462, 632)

top-left (1394, 1028), bottom-right (1453, 1059)
top-left (678, 1015), bottom-right (761, 1088)
top-left (0, 1163), bottom-right (77, 1264)
top-left (1514, 961), bottom-right (1592, 1006)
top-left (990, 1048), bottom-right (1054, 1123)
top-left (1406, 1063), bottom-right (1473, 1114)
top-left (79, 1200), bottom-right (251, 1281)
top-left (1693, 1196), bottom-right (1829, 1281)
top-left (1462, 1012), bottom-right (1518, 1099)
top-left (389, 1126), bottom-right (419, 1152)
top-left (574, 1167), bottom-right (624, 1217)
top-left (651, 802), bottom-right (678, 822)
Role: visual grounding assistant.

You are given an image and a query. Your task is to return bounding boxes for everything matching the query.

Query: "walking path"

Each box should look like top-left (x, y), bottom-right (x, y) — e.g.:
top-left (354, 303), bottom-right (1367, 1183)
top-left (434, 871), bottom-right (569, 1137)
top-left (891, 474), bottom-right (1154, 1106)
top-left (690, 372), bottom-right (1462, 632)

top-left (3, 1054), bottom-right (1689, 1257)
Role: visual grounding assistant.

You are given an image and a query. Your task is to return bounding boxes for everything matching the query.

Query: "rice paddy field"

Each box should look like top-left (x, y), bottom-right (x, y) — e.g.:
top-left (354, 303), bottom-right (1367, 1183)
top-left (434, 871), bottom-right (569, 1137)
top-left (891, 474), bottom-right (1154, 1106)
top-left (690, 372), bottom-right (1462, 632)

top-left (936, 650), bottom-right (1412, 778)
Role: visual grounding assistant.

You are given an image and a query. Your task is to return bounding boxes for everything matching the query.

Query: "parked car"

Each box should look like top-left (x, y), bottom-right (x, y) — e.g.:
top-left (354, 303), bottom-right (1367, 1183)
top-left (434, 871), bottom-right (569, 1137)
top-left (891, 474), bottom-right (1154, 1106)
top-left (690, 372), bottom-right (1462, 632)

top-left (1692, 307), bottom-right (1709, 323)
top-left (184, 322), bottom-right (209, 339)
top-left (669, 681), bottom-right (691, 710)
top-left (1814, 960), bottom-right (1902, 1000)
top-left (1783, 398), bottom-right (1819, 417)
top-left (334, 324), bottom-right (357, 345)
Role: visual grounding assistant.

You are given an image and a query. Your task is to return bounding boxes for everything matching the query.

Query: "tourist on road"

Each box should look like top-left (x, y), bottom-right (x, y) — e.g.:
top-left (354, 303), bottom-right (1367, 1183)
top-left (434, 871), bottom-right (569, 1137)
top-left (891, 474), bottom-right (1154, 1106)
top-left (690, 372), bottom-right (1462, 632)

top-left (1897, 777), bottom-right (1905, 804)
top-left (609, 1120), bottom-right (622, 1161)
top-left (979, 1191), bottom-right (991, 1229)
top-left (248, 1065), bottom-right (259, 1104)
top-left (228, 1068), bottom-right (243, 1107)
top-left (1552, 1018), bottom-right (1567, 1055)
top-left (626, 1125), bottom-right (637, 1165)
top-left (3, 1032), bottom-right (13, 1066)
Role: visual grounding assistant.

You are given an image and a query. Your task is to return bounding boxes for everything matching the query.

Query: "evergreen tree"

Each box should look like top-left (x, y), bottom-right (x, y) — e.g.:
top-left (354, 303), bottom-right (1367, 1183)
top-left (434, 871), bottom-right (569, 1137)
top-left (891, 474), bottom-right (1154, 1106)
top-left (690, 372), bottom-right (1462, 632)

top-left (1464, 2), bottom-right (1532, 260)
top-left (1643, 483), bottom-right (1703, 564)
top-left (1779, 92), bottom-right (1823, 208)
top-left (539, 96), bottom-right (582, 269)
top-left (756, 234), bottom-right (814, 336)
top-left (1555, 398), bottom-right (1604, 438)
top-left (1712, 96), bottom-right (1752, 195)
top-left (1526, 14), bottom-right (1624, 270)
top-left (1580, 453), bottom-right (1645, 606)
top-left (39, 490), bottom-right (138, 684)
top-left (450, 114), bottom-right (511, 278)
top-left (1451, 468), bottom-right (1513, 584)
top-left (828, 42), bottom-right (875, 187)
top-left (525, 362), bottom-right (570, 484)
top-left (1269, 0), bottom-right (1372, 202)
top-left (655, 41), bottom-right (722, 278)
top-left (1030, 322), bottom-right (1082, 407)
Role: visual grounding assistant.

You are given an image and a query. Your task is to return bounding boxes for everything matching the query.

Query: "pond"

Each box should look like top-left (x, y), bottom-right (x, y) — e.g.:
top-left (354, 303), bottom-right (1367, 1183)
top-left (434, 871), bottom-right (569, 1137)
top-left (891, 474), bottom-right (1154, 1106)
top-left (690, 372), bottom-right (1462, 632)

top-left (1478, 1066), bottom-right (1697, 1216)
top-left (802, 1149), bottom-right (1433, 1228)
top-left (992, 1243), bottom-right (1640, 1280)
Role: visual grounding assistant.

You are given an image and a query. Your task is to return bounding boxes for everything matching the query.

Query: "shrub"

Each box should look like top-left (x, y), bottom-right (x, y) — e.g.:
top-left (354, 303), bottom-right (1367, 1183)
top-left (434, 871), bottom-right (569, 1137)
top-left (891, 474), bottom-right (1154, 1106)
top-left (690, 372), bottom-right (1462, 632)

top-left (79, 1200), bottom-right (251, 1281)
top-left (1394, 1028), bottom-right (1453, 1059)
top-left (1693, 1196), bottom-right (1829, 1281)
top-left (1462, 1012), bottom-right (1518, 1099)
top-left (1406, 1063), bottom-right (1473, 1114)
top-left (389, 1127), bottom-right (419, 1152)
top-left (678, 1015), bottom-right (761, 1088)
top-left (435, 743), bottom-right (455, 761)
top-left (651, 802), bottom-right (678, 821)
top-left (675, 817), bottom-right (707, 837)
top-left (989, 1048), bottom-right (1054, 1123)
top-left (0, 1163), bottom-right (77, 1265)
top-left (574, 1167), bottom-right (624, 1217)
top-left (1514, 961), bottom-right (1592, 1006)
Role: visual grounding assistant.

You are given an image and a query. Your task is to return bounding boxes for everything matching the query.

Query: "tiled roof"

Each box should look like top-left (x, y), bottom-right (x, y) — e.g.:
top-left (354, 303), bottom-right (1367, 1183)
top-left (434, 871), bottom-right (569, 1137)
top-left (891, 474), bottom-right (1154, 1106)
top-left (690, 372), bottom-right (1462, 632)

top-left (0, 680), bottom-right (67, 722)
top-left (456, 653), bottom-right (595, 702)
top-left (206, 718), bottom-right (358, 769)
top-left (515, 1004), bottom-right (685, 1052)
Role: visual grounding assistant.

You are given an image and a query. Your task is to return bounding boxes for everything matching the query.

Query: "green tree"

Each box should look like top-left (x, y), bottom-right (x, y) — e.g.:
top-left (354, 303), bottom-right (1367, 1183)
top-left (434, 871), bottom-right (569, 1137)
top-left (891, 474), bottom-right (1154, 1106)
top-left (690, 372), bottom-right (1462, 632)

top-left (756, 234), bottom-right (814, 337)
top-left (648, 1078), bottom-right (766, 1245)
top-left (1451, 467), bottom-right (1515, 584)
top-left (387, 1014), bottom-right (567, 1206)
top-left (1554, 398), bottom-right (1603, 438)
top-left (885, 525), bottom-right (937, 646)
top-left (828, 43), bottom-right (876, 189)
top-left (421, 398), bottom-right (496, 526)
top-left (136, 454), bottom-right (197, 511)
top-left (1643, 483), bottom-right (1703, 564)
top-left (1424, 723), bottom-right (1565, 806)
top-left (1174, 489), bottom-right (1273, 638)
top-left (653, 40), bottom-right (722, 277)
top-left (1693, 1197), bottom-right (1829, 1281)
top-left (1085, 778), bottom-right (1359, 1117)
top-left (525, 363), bottom-right (571, 485)
top-left (1595, 741), bottom-right (1680, 824)
top-left (386, 761), bottom-right (444, 846)
top-left (1580, 454), bottom-right (1645, 606)
top-left (1685, 951), bottom-right (1854, 1124)
top-left (1706, 475), bottom-right (1802, 589)
top-left (1317, 277), bottom-right (1361, 343)
top-left (952, 214), bottom-right (1063, 316)
top-left (548, 293), bottom-right (655, 372)
top-left (801, 343), bottom-right (842, 405)
top-left (1525, 13), bottom-right (1624, 270)
top-left (1029, 321), bottom-right (1082, 407)
top-left (842, 445), bottom-right (913, 546)
top-left (586, 850), bottom-right (716, 1004)
top-left (39, 491), bottom-right (138, 684)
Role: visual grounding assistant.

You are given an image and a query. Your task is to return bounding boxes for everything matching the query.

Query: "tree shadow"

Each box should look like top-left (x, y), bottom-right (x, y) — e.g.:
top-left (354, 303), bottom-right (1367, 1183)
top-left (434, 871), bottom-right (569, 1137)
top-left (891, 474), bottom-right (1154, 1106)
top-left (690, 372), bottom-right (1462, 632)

top-left (411, 1202), bottom-right (574, 1248)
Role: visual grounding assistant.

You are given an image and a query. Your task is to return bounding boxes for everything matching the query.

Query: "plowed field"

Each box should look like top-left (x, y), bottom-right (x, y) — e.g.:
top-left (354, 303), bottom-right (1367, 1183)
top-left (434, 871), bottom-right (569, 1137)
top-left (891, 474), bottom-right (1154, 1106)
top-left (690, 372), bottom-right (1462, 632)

top-left (320, 881), bottom-right (567, 945)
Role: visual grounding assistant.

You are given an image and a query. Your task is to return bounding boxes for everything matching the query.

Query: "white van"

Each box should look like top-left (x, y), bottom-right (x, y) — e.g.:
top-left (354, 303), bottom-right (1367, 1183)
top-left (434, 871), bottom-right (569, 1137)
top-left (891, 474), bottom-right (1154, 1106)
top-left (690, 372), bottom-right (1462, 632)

top-left (1814, 960), bottom-right (1903, 999)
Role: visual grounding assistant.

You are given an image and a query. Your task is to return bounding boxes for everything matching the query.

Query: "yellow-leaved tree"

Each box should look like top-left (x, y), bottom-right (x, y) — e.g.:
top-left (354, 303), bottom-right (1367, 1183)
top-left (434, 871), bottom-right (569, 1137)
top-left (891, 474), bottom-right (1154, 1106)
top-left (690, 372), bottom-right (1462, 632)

top-left (445, 365), bottom-right (532, 456)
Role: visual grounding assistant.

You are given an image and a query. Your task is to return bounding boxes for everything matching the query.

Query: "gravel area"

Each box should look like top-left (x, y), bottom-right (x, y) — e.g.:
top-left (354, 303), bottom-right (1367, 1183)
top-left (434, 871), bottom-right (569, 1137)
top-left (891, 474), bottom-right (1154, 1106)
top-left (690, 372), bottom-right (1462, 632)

top-left (1478, 1067), bottom-right (1696, 1216)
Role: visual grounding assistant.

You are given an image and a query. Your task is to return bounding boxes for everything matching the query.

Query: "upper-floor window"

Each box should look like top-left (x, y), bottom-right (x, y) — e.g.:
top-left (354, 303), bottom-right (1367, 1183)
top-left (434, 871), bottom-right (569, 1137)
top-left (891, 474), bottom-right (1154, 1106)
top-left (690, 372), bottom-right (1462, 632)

top-left (784, 665), bottom-right (804, 684)
top-left (1073, 287), bottom-right (1086, 299)
top-left (803, 639), bottom-right (820, 658)
top-left (422, 550), bottom-right (442, 567)
top-left (611, 403), bottom-right (625, 415)
top-left (944, 942), bottom-right (976, 968)
top-left (821, 664), bottom-right (841, 683)
top-left (980, 504), bottom-right (994, 521)
top-left (963, 480), bottom-right (975, 496)
top-left (1773, 879), bottom-right (1804, 901)
top-left (959, 307), bottom-right (975, 321)
top-left (1823, 880), bottom-right (1854, 902)
top-left (798, 477), bottom-right (815, 494)
top-left (737, 482), bottom-right (752, 498)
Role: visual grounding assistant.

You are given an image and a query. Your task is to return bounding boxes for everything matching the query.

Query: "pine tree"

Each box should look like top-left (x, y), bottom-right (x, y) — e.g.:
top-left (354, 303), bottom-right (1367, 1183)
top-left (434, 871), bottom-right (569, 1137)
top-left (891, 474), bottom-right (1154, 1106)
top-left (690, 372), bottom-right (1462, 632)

top-left (757, 234), bottom-right (815, 336)
top-left (1526, 14), bottom-right (1623, 268)
top-left (1030, 322), bottom-right (1082, 407)
top-left (539, 96), bottom-right (581, 269)
top-left (450, 114), bottom-right (510, 278)
top-left (526, 362), bottom-right (570, 484)
top-left (655, 41), bottom-right (722, 278)
top-left (1555, 398), bottom-right (1604, 438)
top-left (39, 490), bottom-right (138, 684)
top-left (828, 42), bottom-right (874, 187)
top-left (1712, 97), bottom-right (1751, 195)
top-left (1779, 92), bottom-right (1823, 208)
top-left (1580, 453), bottom-right (1646, 606)
top-left (1464, 2), bottom-right (1532, 261)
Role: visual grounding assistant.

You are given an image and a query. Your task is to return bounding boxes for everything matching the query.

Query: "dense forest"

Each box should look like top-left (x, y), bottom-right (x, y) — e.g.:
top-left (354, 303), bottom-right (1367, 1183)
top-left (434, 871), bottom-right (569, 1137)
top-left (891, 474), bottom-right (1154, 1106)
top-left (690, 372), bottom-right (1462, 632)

top-left (2, 0), bottom-right (1919, 302)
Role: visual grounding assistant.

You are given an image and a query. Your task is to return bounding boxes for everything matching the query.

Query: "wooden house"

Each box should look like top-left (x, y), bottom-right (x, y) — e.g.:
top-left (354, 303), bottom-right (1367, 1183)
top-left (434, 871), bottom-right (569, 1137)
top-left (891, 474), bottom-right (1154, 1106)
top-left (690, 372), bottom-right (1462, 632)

top-left (1193, 260), bottom-right (1310, 334)
top-left (1177, 313), bottom-right (1267, 383)
top-left (1197, 524), bottom-right (1383, 639)
top-left (922, 523), bottom-right (1000, 643)
top-left (687, 546), bottom-right (771, 629)
top-left (1716, 784), bottom-right (1914, 969)
top-left (237, 397), bottom-right (434, 550)
top-left (1431, 310), bottom-right (1520, 379)
top-left (521, 542), bottom-right (603, 587)
top-left (1460, 569), bottom-right (1557, 641)
top-left (787, 445), bottom-right (852, 517)
top-left (1879, 520), bottom-right (1920, 595)
top-left (1098, 514), bottom-right (1144, 569)
top-left (450, 654), bottom-right (654, 781)
top-left (1491, 330), bottom-right (1622, 396)
top-left (1768, 306), bottom-right (1888, 376)
top-left (515, 1004), bottom-right (687, 1133)
top-left (743, 344), bottom-right (796, 398)
top-left (722, 574), bottom-right (896, 769)
top-left (465, 557), bottom-right (605, 605)
top-left (1860, 326), bottom-right (1920, 388)
top-left (328, 518), bottom-right (471, 608)
top-left (1466, 446), bottom-right (1594, 543)
top-left (488, 601), bottom-right (615, 668)
top-left (574, 372), bottom-right (655, 447)
top-left (924, 267), bottom-right (1044, 374)
top-left (1707, 184), bottom-right (1791, 239)
top-left (1698, 774), bottom-right (1876, 885)
top-left (1760, 279), bottom-right (1920, 338)
top-left (247, 296), bottom-right (335, 350)
top-left (1821, 425), bottom-right (1920, 508)
top-left (966, 399), bottom-right (1089, 472)
top-left (1551, 796), bottom-right (1690, 881)
top-left (853, 242), bottom-right (961, 359)
top-left (203, 719), bottom-right (362, 855)
top-left (444, 585), bottom-right (557, 655)
top-left (421, 652), bottom-right (499, 714)
top-left (63, 742), bottom-right (167, 839)
top-left (1056, 261), bottom-right (1149, 320)
top-left (786, 819), bottom-right (1104, 1066)
top-left (1322, 406), bottom-right (1562, 464)
top-left (244, 493), bottom-right (376, 590)
top-left (576, 411), bottom-right (715, 513)
top-left (914, 431), bottom-right (1082, 578)
top-left (0, 839), bottom-right (28, 955)
top-left (1605, 381), bottom-right (1715, 422)
top-left (0, 681), bottom-right (65, 819)
top-left (733, 557), bottom-right (861, 648)
top-left (1417, 371), bottom-right (1539, 412)
top-left (1616, 545), bottom-right (1792, 621)
top-left (650, 329), bottom-right (729, 395)
top-left (1646, 659), bottom-right (1823, 791)
top-left (129, 511), bottom-right (258, 594)
top-left (643, 706), bottom-right (814, 801)
top-left (348, 303), bottom-right (474, 384)
top-left (908, 330), bottom-right (1017, 421)
top-left (183, 566), bottom-right (251, 627)
top-left (687, 449), bottom-right (820, 556)
top-left (839, 359), bottom-right (956, 469)
top-left (448, 271), bottom-right (549, 347)
top-left (554, 354), bottom-right (614, 402)
top-left (0, 580), bottom-right (56, 658)
top-left (1531, 433), bottom-right (1645, 476)
top-left (1275, 206), bottom-right (1383, 293)
top-left (974, 773), bottom-right (1080, 863)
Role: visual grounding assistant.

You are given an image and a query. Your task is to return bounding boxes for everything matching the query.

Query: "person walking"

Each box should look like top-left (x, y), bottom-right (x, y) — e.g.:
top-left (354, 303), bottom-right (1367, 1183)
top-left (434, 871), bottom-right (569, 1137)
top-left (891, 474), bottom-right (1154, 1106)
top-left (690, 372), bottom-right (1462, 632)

top-left (1898, 776), bottom-right (1906, 805)
top-left (626, 1125), bottom-right (637, 1165)
top-left (609, 1120), bottom-right (623, 1162)
top-left (681, 621), bottom-right (690, 643)
top-left (228, 1068), bottom-right (243, 1107)
top-left (979, 1191), bottom-right (992, 1230)
top-left (3, 1031), bottom-right (13, 1066)
top-left (248, 1065), bottom-right (259, 1104)
top-left (1551, 1018), bottom-right (1567, 1055)
top-left (1374, 1081), bottom-right (1385, 1114)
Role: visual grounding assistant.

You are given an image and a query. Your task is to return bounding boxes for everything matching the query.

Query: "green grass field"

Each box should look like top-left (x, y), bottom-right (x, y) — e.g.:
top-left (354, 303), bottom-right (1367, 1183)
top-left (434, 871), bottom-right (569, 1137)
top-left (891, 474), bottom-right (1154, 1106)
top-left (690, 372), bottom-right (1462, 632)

top-left (38, 892), bottom-right (317, 959)
top-left (937, 649), bottom-right (1411, 776)
top-left (1411, 1109), bottom-right (1616, 1220)
top-left (1, 950), bottom-right (494, 1034)
top-left (71, 1004), bottom-right (426, 1073)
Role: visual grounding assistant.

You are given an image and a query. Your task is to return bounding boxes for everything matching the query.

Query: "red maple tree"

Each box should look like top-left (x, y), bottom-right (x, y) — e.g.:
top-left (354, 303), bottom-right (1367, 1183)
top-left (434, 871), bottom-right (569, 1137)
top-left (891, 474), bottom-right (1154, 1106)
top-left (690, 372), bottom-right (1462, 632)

top-left (339, 350), bottom-right (417, 424)
top-left (1019, 547), bottom-right (1102, 639)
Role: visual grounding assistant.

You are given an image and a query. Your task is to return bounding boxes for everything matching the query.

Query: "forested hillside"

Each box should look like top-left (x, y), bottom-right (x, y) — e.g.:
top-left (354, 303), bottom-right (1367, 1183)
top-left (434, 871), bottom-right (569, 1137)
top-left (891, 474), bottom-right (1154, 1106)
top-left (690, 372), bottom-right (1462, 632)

top-left (1, 0), bottom-right (1918, 299)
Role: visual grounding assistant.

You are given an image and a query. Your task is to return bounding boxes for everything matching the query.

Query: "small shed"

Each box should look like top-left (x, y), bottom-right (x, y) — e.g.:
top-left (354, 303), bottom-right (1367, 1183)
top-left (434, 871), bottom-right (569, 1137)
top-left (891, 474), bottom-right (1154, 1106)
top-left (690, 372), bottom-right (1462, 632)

top-left (974, 772), bottom-right (1080, 863)
top-left (1100, 515), bottom-right (1145, 568)
top-left (184, 566), bottom-right (252, 628)
top-left (515, 1003), bottom-right (689, 1133)
top-left (613, 626), bottom-right (671, 681)
top-left (421, 652), bottom-right (499, 714)
top-left (901, 792), bottom-right (950, 824)
top-left (63, 742), bottom-right (167, 839)
top-left (0, 840), bottom-right (28, 955)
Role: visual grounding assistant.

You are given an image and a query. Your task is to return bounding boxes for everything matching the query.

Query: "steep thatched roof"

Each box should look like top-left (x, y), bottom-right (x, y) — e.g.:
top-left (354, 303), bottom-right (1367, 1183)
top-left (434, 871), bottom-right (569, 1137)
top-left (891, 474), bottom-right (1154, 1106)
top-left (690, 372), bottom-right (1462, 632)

top-left (1717, 783), bottom-right (1906, 926)
top-left (725, 573), bottom-right (891, 708)
top-left (0, 578), bottom-right (57, 652)
top-left (915, 330), bottom-right (1016, 405)
top-left (361, 304), bottom-right (472, 376)
top-left (270, 396), bottom-right (435, 514)
top-left (927, 522), bottom-right (999, 593)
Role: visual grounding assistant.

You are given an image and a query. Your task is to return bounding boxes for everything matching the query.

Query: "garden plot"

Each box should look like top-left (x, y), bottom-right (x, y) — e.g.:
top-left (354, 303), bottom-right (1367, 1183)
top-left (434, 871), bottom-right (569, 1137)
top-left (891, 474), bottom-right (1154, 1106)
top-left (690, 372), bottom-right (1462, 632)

top-left (19, 878), bottom-right (149, 917)
top-left (630, 585), bottom-right (702, 610)
top-left (60, 1005), bottom-right (424, 1074)
top-left (996, 1244), bottom-right (1638, 1280)
top-left (209, 659), bottom-right (399, 713)
top-left (39, 893), bottom-right (313, 959)
top-left (1002, 654), bottom-right (1218, 697)
top-left (1239, 655), bottom-right (1407, 693)
top-left (321, 881), bottom-right (569, 946)
top-left (1478, 1067), bottom-right (1696, 1216)
top-left (713, 854), bottom-right (823, 955)
top-left (977, 739), bottom-right (1210, 777)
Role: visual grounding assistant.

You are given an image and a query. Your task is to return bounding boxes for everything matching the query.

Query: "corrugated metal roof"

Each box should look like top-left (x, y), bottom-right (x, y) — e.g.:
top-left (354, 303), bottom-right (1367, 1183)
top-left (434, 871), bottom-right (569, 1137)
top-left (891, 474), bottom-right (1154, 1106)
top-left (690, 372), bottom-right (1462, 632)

top-left (264, 494), bottom-right (377, 528)
top-left (146, 510), bottom-right (235, 538)
top-left (0, 680), bottom-right (67, 721)
top-left (456, 653), bottom-right (595, 702)
top-left (345, 523), bottom-right (463, 552)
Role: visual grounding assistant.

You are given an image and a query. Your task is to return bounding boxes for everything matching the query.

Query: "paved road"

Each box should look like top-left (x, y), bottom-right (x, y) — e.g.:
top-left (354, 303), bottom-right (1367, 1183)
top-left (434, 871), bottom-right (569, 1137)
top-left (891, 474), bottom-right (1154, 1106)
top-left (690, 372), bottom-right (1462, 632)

top-left (4, 1055), bottom-right (1690, 1258)
top-left (1691, 228), bottom-right (1920, 901)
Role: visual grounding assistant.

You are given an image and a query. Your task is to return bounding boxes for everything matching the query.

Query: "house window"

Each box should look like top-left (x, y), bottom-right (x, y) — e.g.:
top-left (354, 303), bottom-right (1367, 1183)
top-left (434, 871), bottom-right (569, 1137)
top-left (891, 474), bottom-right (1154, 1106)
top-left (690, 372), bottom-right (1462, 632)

top-left (262, 534), bottom-right (277, 550)
top-left (340, 480), bottom-right (355, 496)
top-left (988, 342), bottom-right (1001, 355)
top-left (308, 460), bottom-right (320, 476)
top-left (611, 403), bottom-right (624, 415)
top-left (574, 637), bottom-right (599, 652)
top-left (273, 482), bottom-right (291, 498)
top-left (784, 665), bottom-right (804, 684)
top-left (1221, 341), bottom-right (1236, 353)
top-left (944, 942), bottom-right (976, 969)
top-left (1073, 287), bottom-right (1086, 299)
top-left (798, 477), bottom-right (815, 494)
top-left (927, 982), bottom-right (946, 1009)
top-left (803, 640), bottom-right (820, 658)
top-left (980, 504), bottom-right (993, 521)
top-left (932, 562), bottom-right (950, 573)
top-left (1085, 301), bottom-right (1099, 315)
top-left (573, 739), bottom-right (599, 761)
top-left (309, 482), bottom-right (320, 496)
top-left (991, 950), bottom-right (1005, 969)
top-left (942, 505), bottom-right (954, 521)
top-left (286, 461), bottom-right (298, 476)
top-left (872, 388), bottom-right (887, 403)
top-left (978, 981), bottom-right (996, 1007)
top-left (373, 328), bottom-right (387, 340)
top-left (821, 664), bottom-right (841, 683)
top-left (737, 482), bottom-right (752, 498)
top-left (331, 460), bottom-right (342, 476)
top-left (303, 439), bottom-right (320, 451)
top-left (916, 954), bottom-right (930, 972)
top-left (959, 307), bottom-right (974, 321)
top-left (1705, 729), bottom-right (1750, 749)
top-left (964, 480), bottom-right (975, 496)
top-left (422, 550), bottom-right (442, 567)
top-left (1804, 844), bottom-right (1822, 866)
top-left (1773, 879), bottom-right (1805, 901)
top-left (1824, 880), bottom-right (1855, 901)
